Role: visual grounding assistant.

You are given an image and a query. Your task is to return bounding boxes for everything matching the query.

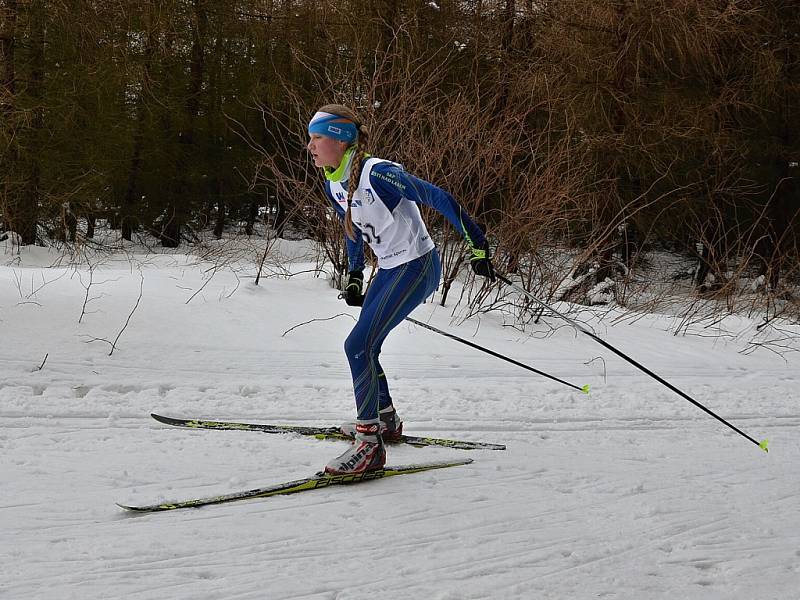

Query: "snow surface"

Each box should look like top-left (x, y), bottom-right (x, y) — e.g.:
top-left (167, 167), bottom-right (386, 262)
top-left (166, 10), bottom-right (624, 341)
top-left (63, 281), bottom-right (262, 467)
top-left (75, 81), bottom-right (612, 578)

top-left (2, 239), bottom-right (799, 599)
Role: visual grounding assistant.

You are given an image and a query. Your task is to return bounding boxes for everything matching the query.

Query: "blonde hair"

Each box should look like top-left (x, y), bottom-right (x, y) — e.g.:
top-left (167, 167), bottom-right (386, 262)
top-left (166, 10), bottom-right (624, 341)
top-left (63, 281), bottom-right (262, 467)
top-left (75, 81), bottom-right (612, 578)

top-left (317, 104), bottom-right (370, 241)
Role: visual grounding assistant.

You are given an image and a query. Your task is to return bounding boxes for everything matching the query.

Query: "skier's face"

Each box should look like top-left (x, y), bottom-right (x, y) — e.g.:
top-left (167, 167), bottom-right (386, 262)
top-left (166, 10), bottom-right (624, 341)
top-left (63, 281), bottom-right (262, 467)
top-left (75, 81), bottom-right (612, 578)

top-left (307, 134), bottom-right (348, 168)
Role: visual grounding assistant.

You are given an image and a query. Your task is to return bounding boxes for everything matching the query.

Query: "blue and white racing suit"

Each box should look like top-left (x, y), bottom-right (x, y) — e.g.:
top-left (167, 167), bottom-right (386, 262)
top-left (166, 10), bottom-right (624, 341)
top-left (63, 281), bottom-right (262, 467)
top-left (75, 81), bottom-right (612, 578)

top-left (325, 156), bottom-right (487, 423)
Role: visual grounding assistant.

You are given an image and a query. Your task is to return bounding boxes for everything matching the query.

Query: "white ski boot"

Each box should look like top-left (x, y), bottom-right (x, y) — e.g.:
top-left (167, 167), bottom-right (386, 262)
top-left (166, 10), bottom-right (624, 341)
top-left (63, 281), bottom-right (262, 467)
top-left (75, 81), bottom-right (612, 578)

top-left (325, 422), bottom-right (386, 475)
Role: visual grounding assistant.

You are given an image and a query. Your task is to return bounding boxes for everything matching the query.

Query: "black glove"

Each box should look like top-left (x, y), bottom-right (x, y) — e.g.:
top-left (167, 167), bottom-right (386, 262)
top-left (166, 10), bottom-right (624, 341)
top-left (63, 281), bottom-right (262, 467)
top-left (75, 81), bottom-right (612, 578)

top-left (343, 270), bottom-right (364, 306)
top-left (470, 242), bottom-right (495, 281)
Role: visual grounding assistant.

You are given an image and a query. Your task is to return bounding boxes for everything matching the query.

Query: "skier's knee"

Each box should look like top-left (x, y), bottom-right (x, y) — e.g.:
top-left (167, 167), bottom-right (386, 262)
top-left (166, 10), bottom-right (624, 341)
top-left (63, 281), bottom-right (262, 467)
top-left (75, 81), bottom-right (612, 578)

top-left (344, 331), bottom-right (367, 361)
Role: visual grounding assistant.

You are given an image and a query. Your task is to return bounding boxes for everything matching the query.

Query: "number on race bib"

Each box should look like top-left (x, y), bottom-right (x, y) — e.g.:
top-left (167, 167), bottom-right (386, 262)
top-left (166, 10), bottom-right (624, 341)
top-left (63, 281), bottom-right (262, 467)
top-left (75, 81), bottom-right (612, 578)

top-left (359, 223), bottom-right (381, 245)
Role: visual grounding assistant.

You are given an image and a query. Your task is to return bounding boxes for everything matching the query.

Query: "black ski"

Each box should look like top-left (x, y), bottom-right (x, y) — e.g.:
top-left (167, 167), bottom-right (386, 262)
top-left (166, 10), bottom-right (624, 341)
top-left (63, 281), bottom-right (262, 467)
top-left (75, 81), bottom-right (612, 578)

top-left (118, 458), bottom-right (473, 512)
top-left (150, 413), bottom-right (506, 451)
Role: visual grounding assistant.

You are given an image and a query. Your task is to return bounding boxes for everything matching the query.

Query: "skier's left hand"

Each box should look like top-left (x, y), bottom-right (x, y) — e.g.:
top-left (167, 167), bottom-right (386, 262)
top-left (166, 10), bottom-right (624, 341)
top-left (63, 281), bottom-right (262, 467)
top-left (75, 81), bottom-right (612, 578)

top-left (343, 270), bottom-right (364, 306)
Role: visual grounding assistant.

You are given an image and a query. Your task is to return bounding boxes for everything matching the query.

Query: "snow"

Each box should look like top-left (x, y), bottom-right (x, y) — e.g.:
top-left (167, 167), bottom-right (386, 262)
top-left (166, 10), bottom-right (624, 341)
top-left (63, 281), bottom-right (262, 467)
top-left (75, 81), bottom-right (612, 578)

top-left (2, 238), bottom-right (799, 599)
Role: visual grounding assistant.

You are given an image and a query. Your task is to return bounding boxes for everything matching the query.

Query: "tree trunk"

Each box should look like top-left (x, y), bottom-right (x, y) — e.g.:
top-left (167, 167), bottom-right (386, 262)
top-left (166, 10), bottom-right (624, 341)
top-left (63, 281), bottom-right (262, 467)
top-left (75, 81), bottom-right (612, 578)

top-left (122, 126), bottom-right (144, 241)
top-left (162, 0), bottom-right (207, 248)
top-left (765, 172), bottom-right (797, 291)
top-left (213, 180), bottom-right (225, 239)
top-left (65, 203), bottom-right (78, 242)
top-left (245, 199), bottom-right (258, 236)
top-left (160, 208), bottom-right (181, 248)
top-left (693, 241), bottom-right (711, 289)
top-left (0, 0), bottom-right (17, 106)
top-left (594, 0), bottom-right (637, 286)
top-left (0, 0), bottom-right (18, 235)
top-left (274, 195), bottom-right (288, 238)
top-left (122, 6), bottom-right (157, 242)
top-left (1, 0), bottom-right (41, 245)
top-left (764, 20), bottom-right (800, 292)
top-left (17, 0), bottom-right (45, 245)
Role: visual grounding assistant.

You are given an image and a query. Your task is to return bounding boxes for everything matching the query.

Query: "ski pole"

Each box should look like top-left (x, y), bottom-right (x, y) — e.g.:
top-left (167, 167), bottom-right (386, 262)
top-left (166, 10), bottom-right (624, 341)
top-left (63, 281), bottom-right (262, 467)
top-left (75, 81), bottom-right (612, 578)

top-left (496, 274), bottom-right (768, 453)
top-left (405, 316), bottom-right (590, 394)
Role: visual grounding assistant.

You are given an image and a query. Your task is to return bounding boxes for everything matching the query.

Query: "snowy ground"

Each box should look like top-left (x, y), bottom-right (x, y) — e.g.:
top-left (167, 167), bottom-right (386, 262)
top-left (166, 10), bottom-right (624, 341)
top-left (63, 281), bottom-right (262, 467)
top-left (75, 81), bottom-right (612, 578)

top-left (2, 238), bottom-right (799, 599)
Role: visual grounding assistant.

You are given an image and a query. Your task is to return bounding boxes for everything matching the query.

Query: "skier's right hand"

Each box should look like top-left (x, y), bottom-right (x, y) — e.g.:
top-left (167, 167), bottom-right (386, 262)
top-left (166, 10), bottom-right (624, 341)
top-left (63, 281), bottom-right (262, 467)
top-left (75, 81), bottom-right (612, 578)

top-left (343, 270), bottom-right (364, 306)
top-left (470, 242), bottom-right (495, 282)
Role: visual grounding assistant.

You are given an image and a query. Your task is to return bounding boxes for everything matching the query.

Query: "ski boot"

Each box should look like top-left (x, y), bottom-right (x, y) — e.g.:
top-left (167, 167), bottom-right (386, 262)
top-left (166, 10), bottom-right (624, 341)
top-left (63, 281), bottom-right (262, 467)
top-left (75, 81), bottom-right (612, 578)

top-left (339, 405), bottom-right (403, 443)
top-left (325, 422), bottom-right (386, 475)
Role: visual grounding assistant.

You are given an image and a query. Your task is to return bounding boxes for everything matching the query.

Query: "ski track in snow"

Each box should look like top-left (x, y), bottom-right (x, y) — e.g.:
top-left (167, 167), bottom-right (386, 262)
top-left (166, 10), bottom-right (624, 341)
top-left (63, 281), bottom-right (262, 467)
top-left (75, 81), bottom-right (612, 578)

top-left (2, 246), bottom-right (800, 599)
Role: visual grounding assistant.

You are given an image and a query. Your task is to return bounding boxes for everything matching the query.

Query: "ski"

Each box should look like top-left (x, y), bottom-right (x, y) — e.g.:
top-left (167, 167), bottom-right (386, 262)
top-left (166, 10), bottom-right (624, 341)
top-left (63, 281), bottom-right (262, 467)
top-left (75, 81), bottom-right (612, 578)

top-left (117, 458), bottom-right (473, 512)
top-left (150, 413), bottom-right (506, 451)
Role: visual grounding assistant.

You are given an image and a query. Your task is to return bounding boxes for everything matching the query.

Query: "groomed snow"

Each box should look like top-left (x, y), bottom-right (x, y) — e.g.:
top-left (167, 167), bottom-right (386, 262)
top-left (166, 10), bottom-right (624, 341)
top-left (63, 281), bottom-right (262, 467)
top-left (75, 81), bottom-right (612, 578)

top-left (2, 239), bottom-right (798, 599)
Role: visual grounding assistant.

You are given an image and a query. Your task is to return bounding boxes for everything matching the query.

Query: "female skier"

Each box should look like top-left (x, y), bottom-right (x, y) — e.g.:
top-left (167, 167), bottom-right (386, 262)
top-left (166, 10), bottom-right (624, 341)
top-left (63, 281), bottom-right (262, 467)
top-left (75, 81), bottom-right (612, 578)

top-left (307, 105), bottom-right (495, 474)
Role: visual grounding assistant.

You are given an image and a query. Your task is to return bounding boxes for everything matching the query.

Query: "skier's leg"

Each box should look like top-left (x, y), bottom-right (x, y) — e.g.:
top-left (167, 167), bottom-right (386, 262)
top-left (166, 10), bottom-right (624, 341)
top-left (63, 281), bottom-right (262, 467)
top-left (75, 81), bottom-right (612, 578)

top-left (345, 249), bottom-right (440, 422)
top-left (328, 251), bottom-right (440, 474)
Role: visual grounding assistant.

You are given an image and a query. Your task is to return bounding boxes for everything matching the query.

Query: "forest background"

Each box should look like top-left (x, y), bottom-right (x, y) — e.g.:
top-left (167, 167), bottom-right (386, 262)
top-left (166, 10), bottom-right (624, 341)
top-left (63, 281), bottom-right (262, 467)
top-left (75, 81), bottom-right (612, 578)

top-left (1, 0), bottom-right (798, 331)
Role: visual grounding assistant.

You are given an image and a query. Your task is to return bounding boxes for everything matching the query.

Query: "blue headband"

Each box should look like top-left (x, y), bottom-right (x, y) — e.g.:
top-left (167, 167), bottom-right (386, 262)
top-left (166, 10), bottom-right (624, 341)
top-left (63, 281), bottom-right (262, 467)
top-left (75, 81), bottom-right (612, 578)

top-left (308, 111), bottom-right (359, 143)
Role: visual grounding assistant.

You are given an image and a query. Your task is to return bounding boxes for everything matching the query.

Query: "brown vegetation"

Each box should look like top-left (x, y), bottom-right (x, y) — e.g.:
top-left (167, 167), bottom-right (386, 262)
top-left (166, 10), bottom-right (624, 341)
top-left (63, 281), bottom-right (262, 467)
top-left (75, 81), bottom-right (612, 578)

top-left (1, 1), bottom-right (798, 324)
